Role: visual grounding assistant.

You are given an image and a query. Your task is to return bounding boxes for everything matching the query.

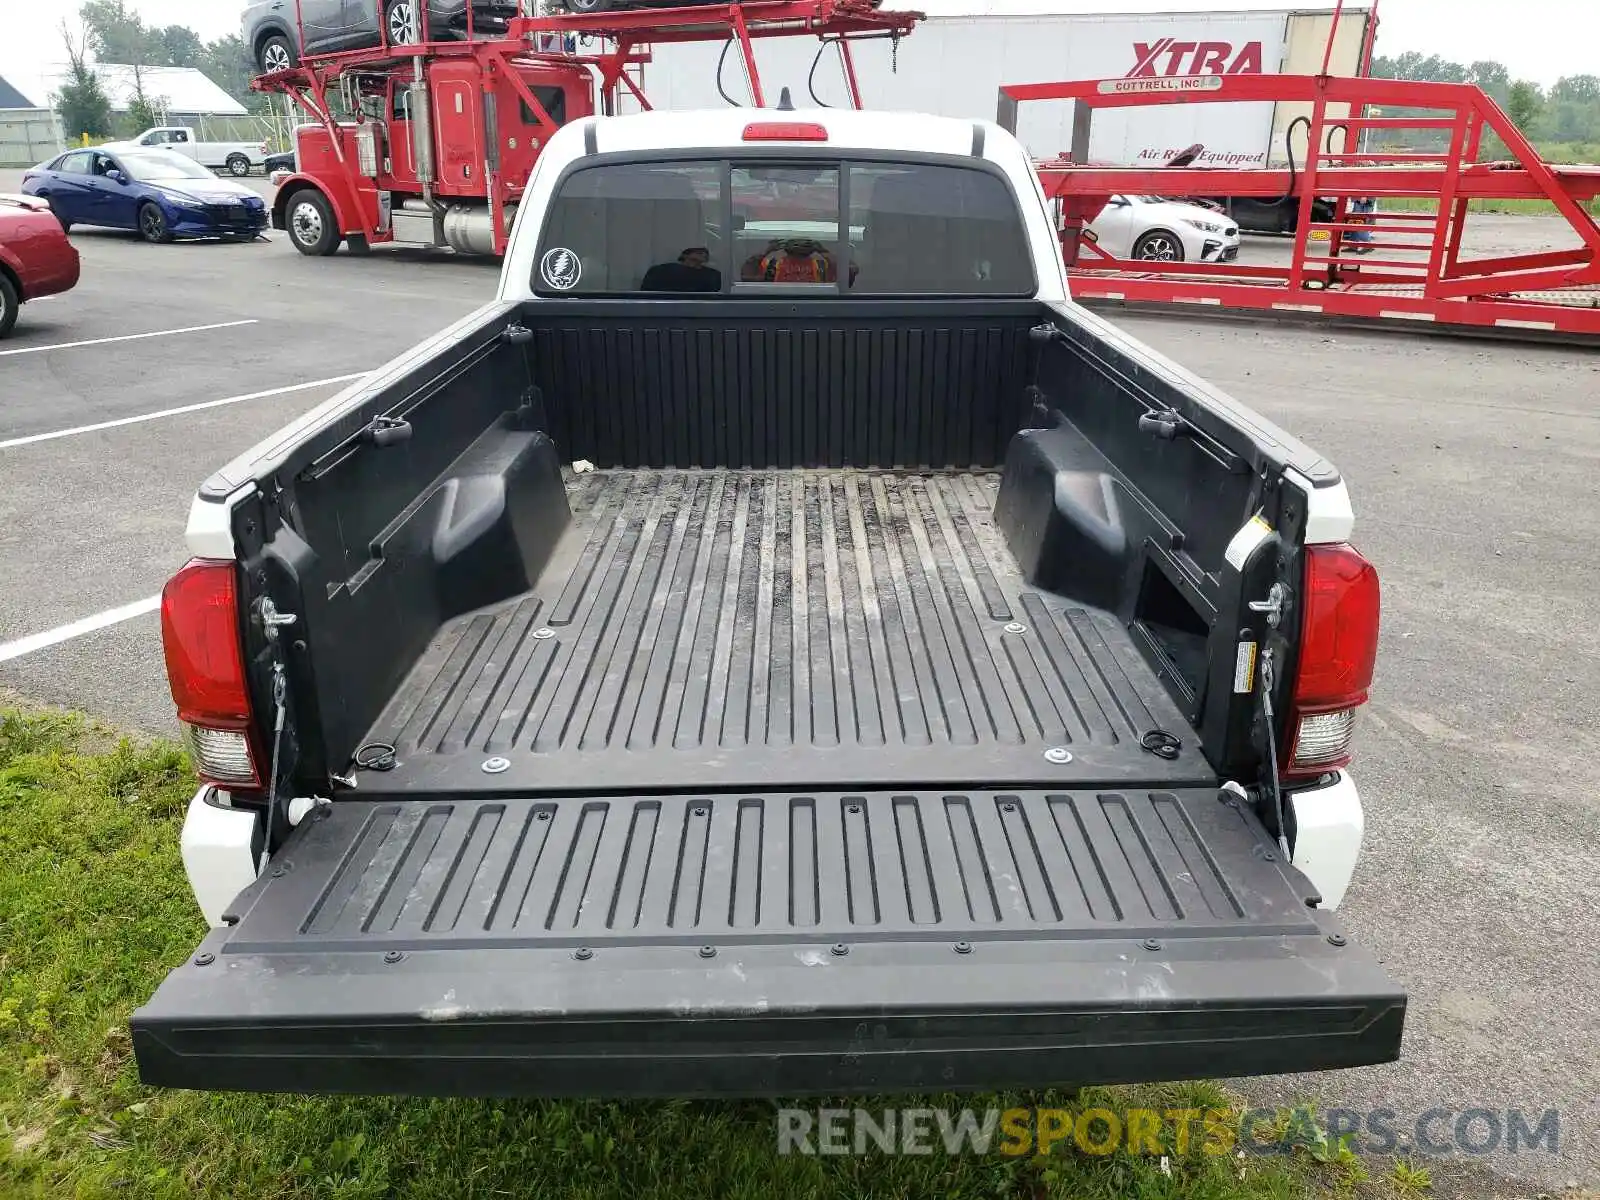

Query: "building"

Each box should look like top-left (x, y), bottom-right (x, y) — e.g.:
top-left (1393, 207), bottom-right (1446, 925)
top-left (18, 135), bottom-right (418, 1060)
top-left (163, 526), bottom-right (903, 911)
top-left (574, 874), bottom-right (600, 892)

top-left (0, 72), bottom-right (36, 109)
top-left (11, 63), bottom-right (248, 127)
top-left (0, 71), bottom-right (60, 167)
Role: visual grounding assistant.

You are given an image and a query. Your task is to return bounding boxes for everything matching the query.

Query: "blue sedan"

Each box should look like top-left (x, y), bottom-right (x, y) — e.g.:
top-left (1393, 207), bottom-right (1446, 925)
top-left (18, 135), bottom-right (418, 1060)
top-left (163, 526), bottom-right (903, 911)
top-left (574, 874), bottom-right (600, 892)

top-left (21, 147), bottom-right (269, 243)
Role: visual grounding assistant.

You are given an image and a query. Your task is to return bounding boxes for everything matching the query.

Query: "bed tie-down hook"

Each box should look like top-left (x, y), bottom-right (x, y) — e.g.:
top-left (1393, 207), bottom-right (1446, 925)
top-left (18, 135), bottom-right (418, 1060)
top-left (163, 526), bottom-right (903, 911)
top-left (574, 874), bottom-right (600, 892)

top-left (361, 414), bottom-right (413, 448)
top-left (1137, 409), bottom-right (1188, 440)
top-left (1248, 582), bottom-right (1289, 629)
top-left (258, 596), bottom-right (298, 643)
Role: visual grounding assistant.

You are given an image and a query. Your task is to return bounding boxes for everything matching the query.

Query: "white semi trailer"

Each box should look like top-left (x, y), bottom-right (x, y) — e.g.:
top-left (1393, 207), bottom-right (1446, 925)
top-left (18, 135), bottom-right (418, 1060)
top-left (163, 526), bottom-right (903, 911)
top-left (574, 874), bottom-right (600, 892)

top-left (630, 0), bottom-right (1373, 167)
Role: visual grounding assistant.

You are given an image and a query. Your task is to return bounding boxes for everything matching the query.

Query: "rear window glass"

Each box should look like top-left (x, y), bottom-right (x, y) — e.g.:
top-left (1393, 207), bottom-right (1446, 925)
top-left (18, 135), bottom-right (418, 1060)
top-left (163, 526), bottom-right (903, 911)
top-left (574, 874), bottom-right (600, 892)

top-left (533, 158), bottom-right (1034, 297)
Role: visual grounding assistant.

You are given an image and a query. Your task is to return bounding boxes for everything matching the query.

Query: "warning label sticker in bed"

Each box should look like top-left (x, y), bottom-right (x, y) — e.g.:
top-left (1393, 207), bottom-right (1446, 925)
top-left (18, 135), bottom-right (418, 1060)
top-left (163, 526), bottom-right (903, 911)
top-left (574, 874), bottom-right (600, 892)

top-left (1224, 512), bottom-right (1274, 571)
top-left (1234, 640), bottom-right (1258, 693)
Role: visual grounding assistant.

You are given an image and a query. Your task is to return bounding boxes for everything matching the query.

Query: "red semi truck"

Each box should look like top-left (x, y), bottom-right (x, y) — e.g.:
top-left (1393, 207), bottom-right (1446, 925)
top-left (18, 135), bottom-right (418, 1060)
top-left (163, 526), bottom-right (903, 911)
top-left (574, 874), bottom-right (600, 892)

top-left (269, 53), bottom-right (586, 255)
top-left (261, 0), bottom-right (918, 256)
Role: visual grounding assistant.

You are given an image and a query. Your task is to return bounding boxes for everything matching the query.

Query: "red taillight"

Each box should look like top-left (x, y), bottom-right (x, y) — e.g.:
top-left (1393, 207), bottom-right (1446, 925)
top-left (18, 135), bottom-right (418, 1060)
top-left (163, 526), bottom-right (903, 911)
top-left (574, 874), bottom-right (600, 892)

top-left (742, 121), bottom-right (829, 142)
top-left (161, 559), bottom-right (260, 788)
top-left (1284, 543), bottom-right (1380, 777)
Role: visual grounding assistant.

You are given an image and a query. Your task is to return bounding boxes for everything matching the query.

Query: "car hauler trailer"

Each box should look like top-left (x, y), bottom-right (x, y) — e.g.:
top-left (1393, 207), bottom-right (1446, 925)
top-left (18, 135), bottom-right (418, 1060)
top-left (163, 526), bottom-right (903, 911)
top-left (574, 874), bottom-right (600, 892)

top-left (1010, 71), bottom-right (1600, 339)
top-left (628, 1), bottom-right (1373, 167)
top-left (255, 0), bottom-right (921, 256)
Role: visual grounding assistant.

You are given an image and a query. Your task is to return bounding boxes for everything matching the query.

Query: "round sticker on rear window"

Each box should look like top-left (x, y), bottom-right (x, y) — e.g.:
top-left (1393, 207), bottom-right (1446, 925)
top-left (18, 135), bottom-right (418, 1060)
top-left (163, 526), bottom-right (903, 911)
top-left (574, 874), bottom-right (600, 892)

top-left (540, 247), bottom-right (581, 291)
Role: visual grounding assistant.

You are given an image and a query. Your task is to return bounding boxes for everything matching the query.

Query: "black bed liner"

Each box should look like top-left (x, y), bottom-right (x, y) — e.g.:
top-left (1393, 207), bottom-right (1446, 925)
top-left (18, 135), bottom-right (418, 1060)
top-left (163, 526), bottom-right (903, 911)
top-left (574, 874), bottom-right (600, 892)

top-left (131, 785), bottom-right (1404, 1097)
top-left (359, 469), bottom-right (1213, 796)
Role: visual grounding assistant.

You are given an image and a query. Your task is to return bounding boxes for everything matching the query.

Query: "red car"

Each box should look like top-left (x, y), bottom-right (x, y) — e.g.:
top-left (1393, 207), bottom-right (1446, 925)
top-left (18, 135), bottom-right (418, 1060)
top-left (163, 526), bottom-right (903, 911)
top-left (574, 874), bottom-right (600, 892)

top-left (0, 194), bottom-right (80, 338)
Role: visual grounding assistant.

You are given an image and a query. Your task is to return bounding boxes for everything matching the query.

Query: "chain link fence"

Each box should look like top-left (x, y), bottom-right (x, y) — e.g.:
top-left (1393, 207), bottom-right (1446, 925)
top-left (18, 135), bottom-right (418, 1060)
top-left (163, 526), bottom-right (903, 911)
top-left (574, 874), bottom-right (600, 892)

top-left (6, 108), bottom-right (293, 161)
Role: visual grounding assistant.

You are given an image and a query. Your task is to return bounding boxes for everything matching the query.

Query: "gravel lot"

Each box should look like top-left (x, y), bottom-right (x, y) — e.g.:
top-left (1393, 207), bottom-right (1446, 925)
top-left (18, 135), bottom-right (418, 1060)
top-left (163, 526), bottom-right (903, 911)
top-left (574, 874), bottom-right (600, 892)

top-left (1, 168), bottom-right (1596, 1193)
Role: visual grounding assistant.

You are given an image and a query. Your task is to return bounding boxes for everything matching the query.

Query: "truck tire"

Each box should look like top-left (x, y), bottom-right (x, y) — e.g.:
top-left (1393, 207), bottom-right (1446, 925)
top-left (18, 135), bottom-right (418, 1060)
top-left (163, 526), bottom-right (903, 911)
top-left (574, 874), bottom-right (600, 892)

top-left (0, 272), bottom-right (18, 339)
top-left (138, 202), bottom-right (174, 244)
top-left (1132, 229), bottom-right (1184, 262)
top-left (225, 153), bottom-right (251, 178)
top-left (285, 189), bottom-right (340, 257)
top-left (258, 34), bottom-right (296, 74)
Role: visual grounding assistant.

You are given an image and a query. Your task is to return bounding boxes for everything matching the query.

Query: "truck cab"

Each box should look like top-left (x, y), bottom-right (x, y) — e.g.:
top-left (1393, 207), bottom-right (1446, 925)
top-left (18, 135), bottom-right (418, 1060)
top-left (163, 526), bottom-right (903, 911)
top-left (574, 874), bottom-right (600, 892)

top-left (134, 126), bottom-right (197, 150)
top-left (272, 56), bottom-right (592, 255)
top-left (136, 108), bottom-right (1402, 1100)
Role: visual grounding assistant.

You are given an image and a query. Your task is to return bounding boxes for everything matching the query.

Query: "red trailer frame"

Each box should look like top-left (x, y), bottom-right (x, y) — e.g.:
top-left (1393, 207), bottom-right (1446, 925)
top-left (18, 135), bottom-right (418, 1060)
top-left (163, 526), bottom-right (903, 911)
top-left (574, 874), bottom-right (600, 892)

top-left (1004, 73), bottom-right (1600, 338)
top-left (255, 0), bottom-right (920, 255)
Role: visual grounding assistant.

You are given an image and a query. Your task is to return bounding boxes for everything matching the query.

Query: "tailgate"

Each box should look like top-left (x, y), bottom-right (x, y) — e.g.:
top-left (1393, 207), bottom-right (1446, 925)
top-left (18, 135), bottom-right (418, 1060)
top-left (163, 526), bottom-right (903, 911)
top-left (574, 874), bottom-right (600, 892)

top-left (133, 789), bottom-right (1404, 1097)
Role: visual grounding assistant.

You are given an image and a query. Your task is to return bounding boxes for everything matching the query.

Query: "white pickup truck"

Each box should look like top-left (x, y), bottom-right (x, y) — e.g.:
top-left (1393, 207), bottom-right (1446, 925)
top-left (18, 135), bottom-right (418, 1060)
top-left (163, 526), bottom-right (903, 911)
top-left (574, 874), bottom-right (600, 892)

top-left (132, 107), bottom-right (1403, 1099)
top-left (105, 126), bottom-right (272, 177)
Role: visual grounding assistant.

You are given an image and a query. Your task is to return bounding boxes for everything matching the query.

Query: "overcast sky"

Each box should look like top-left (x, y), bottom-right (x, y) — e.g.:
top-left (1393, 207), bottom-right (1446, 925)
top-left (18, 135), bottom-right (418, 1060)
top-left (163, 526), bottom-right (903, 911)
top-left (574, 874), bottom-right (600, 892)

top-left (2, 0), bottom-right (1596, 90)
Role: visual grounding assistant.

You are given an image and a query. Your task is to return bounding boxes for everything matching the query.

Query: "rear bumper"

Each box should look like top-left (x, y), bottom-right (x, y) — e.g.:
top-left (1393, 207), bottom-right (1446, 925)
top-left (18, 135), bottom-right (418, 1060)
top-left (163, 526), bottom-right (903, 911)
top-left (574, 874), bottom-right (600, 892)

top-left (140, 787), bottom-right (1404, 1098)
top-left (26, 245), bottom-right (79, 299)
top-left (180, 786), bottom-right (261, 928)
top-left (1288, 769), bottom-right (1365, 911)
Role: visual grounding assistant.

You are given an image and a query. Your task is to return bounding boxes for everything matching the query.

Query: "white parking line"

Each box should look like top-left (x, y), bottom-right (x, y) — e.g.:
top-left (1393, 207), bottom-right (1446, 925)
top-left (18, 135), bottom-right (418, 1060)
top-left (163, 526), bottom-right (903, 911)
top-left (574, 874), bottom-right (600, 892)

top-left (0, 595), bottom-right (161, 665)
top-left (0, 373), bottom-right (368, 450)
top-left (0, 319), bottom-right (258, 358)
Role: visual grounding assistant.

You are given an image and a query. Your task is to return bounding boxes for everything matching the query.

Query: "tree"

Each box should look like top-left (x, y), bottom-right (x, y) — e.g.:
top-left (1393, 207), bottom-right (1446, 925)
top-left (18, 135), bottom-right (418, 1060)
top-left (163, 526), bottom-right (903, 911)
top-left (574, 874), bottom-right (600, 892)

top-left (54, 22), bottom-right (114, 139)
top-left (126, 61), bottom-right (162, 130)
top-left (1550, 75), bottom-right (1600, 105)
top-left (199, 34), bottom-right (266, 113)
top-left (1467, 60), bottom-right (1510, 106)
top-left (79, 0), bottom-right (158, 64)
top-left (1371, 44), bottom-right (1600, 156)
top-left (1549, 101), bottom-right (1590, 142)
top-left (154, 24), bottom-right (204, 68)
top-left (1506, 80), bottom-right (1544, 133)
top-left (75, 2), bottom-right (268, 114)
top-left (1373, 51), bottom-right (1467, 84)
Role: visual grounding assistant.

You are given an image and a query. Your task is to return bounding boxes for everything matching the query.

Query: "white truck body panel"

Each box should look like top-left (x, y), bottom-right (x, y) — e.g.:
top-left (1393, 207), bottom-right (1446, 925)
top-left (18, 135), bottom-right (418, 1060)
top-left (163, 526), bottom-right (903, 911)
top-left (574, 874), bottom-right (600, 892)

top-left (1287, 769), bottom-right (1365, 911)
top-left (630, 5), bottom-right (1368, 167)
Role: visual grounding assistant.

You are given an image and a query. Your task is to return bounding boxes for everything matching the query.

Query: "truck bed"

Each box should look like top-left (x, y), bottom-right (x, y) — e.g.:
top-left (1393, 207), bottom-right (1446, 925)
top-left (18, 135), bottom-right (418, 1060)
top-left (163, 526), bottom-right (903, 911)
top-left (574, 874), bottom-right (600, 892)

top-left (359, 468), bottom-right (1214, 795)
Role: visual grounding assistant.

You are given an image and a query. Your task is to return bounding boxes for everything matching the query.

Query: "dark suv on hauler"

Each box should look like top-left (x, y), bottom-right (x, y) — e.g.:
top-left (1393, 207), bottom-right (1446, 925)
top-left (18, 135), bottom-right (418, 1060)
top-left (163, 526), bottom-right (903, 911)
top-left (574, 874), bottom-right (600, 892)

top-left (244, 0), bottom-right (520, 73)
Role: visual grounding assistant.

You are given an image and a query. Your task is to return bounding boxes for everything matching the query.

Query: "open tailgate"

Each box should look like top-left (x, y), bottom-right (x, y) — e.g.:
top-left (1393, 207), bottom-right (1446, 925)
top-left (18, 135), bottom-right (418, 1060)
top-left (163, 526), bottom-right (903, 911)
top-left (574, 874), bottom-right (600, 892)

top-left (133, 788), bottom-right (1403, 1097)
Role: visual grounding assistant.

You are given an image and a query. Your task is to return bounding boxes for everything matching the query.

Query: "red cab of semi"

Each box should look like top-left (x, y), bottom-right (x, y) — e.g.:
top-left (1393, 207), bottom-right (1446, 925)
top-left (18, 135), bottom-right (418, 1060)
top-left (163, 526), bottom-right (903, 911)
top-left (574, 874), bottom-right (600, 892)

top-left (270, 56), bottom-right (592, 256)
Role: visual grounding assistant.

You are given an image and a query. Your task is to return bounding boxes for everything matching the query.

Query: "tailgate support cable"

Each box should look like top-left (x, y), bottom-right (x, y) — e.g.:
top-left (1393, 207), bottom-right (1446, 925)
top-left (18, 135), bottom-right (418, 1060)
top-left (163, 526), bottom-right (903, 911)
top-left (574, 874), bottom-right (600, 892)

top-left (256, 598), bottom-right (297, 871)
top-left (259, 661), bottom-right (289, 874)
top-left (1258, 649), bottom-right (1291, 862)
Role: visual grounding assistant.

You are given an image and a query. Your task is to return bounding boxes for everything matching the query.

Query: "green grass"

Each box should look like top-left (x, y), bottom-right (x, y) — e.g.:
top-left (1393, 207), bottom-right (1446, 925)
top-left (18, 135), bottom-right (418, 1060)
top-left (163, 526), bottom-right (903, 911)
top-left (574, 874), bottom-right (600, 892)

top-left (0, 707), bottom-right (1356, 1199)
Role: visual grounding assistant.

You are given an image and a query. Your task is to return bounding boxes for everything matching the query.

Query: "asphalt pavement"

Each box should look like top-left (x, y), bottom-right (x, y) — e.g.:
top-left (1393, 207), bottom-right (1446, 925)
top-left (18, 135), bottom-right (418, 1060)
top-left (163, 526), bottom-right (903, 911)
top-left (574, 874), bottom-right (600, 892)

top-left (1115, 314), bottom-right (1600, 1195)
top-left (1, 168), bottom-right (1596, 1193)
top-left (0, 167), bottom-right (498, 728)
